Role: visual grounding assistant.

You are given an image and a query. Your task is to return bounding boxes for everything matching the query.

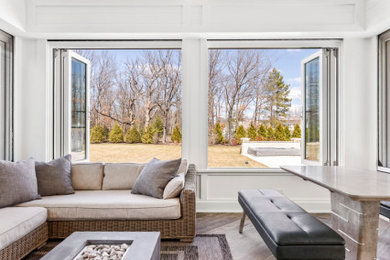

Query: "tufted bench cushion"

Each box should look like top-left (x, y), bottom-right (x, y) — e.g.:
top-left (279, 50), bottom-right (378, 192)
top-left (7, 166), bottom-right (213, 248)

top-left (238, 189), bottom-right (345, 260)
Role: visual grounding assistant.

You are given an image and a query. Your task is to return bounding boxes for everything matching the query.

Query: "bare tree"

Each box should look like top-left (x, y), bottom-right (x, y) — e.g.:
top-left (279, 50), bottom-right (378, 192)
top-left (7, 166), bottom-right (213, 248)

top-left (208, 49), bottom-right (224, 142)
top-left (222, 50), bottom-right (265, 143)
top-left (155, 50), bottom-right (182, 143)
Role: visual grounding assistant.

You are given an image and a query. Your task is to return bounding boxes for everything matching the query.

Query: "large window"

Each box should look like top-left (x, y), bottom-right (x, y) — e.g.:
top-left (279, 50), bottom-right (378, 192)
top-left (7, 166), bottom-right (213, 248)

top-left (379, 31), bottom-right (390, 171)
top-left (207, 45), bottom-right (338, 168)
top-left (54, 45), bottom-right (182, 163)
top-left (0, 30), bottom-right (13, 161)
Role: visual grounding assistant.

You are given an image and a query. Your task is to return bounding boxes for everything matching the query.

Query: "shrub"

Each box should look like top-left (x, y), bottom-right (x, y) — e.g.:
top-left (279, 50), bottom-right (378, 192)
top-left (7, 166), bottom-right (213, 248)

top-left (284, 125), bottom-right (291, 141)
top-left (108, 124), bottom-right (124, 143)
top-left (247, 122), bottom-right (257, 141)
top-left (274, 123), bottom-right (286, 141)
top-left (152, 115), bottom-right (164, 138)
top-left (235, 125), bottom-right (246, 144)
top-left (141, 125), bottom-right (155, 144)
top-left (257, 123), bottom-right (267, 140)
top-left (292, 123), bottom-right (301, 138)
top-left (125, 125), bottom-right (141, 143)
top-left (171, 125), bottom-right (182, 143)
top-left (267, 126), bottom-right (275, 141)
top-left (90, 124), bottom-right (107, 143)
top-left (214, 122), bottom-right (225, 144)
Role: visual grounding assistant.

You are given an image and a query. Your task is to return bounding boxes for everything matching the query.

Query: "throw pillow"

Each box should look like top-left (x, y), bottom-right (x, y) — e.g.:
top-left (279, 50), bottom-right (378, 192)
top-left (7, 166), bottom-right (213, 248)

top-left (0, 159), bottom-right (40, 208)
top-left (163, 159), bottom-right (188, 199)
top-left (132, 158), bottom-right (181, 199)
top-left (35, 154), bottom-right (74, 196)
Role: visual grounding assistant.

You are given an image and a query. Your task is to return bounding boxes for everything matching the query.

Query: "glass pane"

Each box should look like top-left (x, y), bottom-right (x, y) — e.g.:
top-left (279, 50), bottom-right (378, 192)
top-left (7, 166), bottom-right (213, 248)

top-left (71, 58), bottom-right (87, 161)
top-left (0, 42), bottom-right (4, 160)
top-left (207, 48), bottom-right (320, 168)
top-left (304, 57), bottom-right (320, 161)
top-left (72, 49), bottom-right (182, 163)
top-left (379, 41), bottom-right (390, 168)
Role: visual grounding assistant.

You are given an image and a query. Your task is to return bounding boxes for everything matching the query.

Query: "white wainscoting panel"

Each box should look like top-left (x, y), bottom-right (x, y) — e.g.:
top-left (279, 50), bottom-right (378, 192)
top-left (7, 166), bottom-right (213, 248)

top-left (196, 171), bottom-right (331, 213)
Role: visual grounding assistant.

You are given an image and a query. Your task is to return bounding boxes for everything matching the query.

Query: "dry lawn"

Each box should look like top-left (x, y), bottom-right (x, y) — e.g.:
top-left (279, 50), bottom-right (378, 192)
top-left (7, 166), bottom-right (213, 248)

top-left (90, 143), bottom-right (266, 168)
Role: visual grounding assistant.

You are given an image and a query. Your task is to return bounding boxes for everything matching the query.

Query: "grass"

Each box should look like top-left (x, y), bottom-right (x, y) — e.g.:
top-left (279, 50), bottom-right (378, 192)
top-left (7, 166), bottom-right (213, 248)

top-left (90, 143), bottom-right (266, 168)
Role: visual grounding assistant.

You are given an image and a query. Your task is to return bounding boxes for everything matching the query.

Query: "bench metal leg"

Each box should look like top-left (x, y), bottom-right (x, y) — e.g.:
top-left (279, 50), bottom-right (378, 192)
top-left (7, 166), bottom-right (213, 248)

top-left (239, 212), bottom-right (246, 234)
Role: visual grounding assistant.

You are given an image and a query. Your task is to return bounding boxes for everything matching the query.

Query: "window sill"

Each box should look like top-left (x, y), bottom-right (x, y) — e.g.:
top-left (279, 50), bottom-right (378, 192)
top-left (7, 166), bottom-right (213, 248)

top-left (196, 167), bottom-right (292, 176)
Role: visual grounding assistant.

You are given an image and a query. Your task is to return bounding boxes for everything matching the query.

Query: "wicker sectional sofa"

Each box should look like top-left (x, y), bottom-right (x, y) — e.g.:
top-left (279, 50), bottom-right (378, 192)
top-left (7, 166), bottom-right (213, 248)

top-left (0, 162), bottom-right (196, 260)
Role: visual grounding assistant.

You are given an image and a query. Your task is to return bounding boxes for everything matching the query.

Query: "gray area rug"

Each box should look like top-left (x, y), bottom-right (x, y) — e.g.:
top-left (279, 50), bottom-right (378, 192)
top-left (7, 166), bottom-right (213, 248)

top-left (25, 234), bottom-right (233, 260)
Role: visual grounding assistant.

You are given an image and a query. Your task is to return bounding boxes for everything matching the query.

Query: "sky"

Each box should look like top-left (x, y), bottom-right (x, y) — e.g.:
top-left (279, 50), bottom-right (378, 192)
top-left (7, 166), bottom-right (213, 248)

top-left (78, 48), bottom-right (320, 118)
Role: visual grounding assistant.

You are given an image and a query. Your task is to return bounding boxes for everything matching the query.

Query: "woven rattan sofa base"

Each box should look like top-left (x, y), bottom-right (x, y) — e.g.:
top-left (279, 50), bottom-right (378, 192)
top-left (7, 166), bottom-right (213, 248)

top-left (0, 223), bottom-right (48, 260)
top-left (48, 165), bottom-right (196, 242)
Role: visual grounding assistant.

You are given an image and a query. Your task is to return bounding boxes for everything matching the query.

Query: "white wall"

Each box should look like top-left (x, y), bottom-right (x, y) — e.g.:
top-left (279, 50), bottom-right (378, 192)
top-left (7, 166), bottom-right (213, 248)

top-left (340, 37), bottom-right (378, 170)
top-left (1, 0), bottom-right (386, 212)
top-left (13, 38), bottom-right (51, 161)
top-left (0, 0), bottom-right (26, 34)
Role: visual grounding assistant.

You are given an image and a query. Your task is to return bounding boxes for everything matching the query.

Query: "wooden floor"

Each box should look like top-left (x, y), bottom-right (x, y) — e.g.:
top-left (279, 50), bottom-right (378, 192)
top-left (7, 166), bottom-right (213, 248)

top-left (196, 213), bottom-right (390, 260)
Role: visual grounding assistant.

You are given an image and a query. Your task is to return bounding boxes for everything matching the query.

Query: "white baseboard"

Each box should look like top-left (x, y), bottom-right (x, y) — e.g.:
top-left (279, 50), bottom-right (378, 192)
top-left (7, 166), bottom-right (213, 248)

top-left (196, 199), bottom-right (331, 213)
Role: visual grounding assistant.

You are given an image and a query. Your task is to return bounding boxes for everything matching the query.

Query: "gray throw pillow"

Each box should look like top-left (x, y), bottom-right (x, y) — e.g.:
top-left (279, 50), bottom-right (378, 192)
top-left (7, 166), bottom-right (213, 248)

top-left (0, 159), bottom-right (40, 208)
top-left (132, 158), bottom-right (181, 199)
top-left (35, 154), bottom-right (74, 196)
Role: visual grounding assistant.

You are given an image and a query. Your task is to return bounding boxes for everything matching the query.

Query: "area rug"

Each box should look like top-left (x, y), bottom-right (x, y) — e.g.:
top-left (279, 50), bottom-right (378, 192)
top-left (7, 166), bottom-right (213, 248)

top-left (24, 234), bottom-right (233, 260)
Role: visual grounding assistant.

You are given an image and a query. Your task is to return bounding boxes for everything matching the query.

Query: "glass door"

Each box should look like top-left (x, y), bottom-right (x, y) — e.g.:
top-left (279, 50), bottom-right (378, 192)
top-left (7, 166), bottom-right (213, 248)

top-left (301, 50), bottom-right (329, 165)
top-left (63, 51), bottom-right (91, 161)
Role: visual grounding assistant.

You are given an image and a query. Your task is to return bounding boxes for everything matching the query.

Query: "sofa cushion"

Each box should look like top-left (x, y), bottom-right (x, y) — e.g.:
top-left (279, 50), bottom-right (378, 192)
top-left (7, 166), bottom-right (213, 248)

top-left (163, 159), bottom-right (188, 199)
top-left (35, 155), bottom-right (74, 196)
top-left (16, 190), bottom-right (181, 220)
top-left (132, 158), bottom-right (181, 199)
top-left (0, 159), bottom-right (40, 208)
top-left (0, 207), bottom-right (47, 250)
top-left (72, 163), bottom-right (104, 190)
top-left (103, 163), bottom-right (145, 190)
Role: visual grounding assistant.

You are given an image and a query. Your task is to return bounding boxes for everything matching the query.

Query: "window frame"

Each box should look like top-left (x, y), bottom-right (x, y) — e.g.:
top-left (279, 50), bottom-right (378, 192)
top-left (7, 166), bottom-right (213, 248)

top-left (49, 40), bottom-right (183, 161)
top-left (378, 31), bottom-right (390, 173)
top-left (0, 30), bottom-right (13, 161)
top-left (205, 39), bottom-right (341, 171)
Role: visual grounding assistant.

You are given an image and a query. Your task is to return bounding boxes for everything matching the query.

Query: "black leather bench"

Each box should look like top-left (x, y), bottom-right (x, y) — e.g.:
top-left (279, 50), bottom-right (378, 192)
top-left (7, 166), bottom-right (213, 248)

top-left (238, 189), bottom-right (345, 260)
top-left (380, 201), bottom-right (390, 218)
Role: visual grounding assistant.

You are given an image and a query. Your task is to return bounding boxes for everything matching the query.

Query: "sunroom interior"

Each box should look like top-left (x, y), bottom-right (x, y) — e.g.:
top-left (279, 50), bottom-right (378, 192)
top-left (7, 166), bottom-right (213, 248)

top-left (0, 0), bottom-right (390, 260)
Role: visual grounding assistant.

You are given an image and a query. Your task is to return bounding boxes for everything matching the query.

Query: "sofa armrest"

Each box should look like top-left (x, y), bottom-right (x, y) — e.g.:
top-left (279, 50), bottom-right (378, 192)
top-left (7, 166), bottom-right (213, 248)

top-left (180, 164), bottom-right (196, 220)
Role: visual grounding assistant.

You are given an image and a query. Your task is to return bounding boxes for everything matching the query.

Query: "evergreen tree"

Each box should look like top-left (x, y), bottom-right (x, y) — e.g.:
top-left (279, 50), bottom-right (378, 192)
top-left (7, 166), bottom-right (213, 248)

top-left (284, 125), bottom-right (291, 141)
top-left (171, 125), bottom-right (182, 143)
top-left (292, 123), bottom-right (301, 138)
top-left (214, 122), bottom-right (225, 144)
top-left (108, 124), bottom-right (124, 143)
top-left (141, 125), bottom-right (155, 144)
top-left (267, 126), bottom-right (275, 141)
top-left (257, 123), bottom-right (267, 140)
top-left (152, 115), bottom-right (164, 138)
top-left (274, 123), bottom-right (286, 141)
top-left (235, 125), bottom-right (246, 144)
top-left (263, 68), bottom-right (292, 125)
top-left (125, 125), bottom-right (141, 143)
top-left (90, 125), bottom-right (107, 143)
top-left (247, 122), bottom-right (257, 141)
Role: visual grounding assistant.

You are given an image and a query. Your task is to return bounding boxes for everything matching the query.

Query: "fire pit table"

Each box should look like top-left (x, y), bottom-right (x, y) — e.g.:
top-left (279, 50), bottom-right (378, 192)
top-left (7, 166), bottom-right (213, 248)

top-left (41, 232), bottom-right (160, 260)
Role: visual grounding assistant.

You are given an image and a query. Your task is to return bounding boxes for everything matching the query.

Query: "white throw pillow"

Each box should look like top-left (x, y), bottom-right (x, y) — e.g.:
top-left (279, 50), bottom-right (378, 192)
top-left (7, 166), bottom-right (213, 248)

top-left (163, 173), bottom-right (185, 199)
top-left (163, 159), bottom-right (188, 199)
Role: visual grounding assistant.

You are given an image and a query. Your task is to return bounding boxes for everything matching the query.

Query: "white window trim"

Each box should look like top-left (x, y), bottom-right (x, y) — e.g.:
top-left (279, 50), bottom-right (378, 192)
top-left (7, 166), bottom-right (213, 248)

top-left (0, 30), bottom-right (13, 161)
top-left (204, 39), bottom-right (341, 173)
top-left (47, 39), bottom-right (340, 174)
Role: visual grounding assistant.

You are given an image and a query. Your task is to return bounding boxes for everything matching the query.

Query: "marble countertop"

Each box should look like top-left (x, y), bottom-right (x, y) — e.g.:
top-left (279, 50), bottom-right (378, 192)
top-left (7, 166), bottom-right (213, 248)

top-left (281, 165), bottom-right (390, 201)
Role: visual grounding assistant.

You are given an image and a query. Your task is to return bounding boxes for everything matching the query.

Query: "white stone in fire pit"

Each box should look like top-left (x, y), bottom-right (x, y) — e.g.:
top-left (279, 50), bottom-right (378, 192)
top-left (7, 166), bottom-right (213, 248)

top-left (74, 243), bottom-right (130, 260)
